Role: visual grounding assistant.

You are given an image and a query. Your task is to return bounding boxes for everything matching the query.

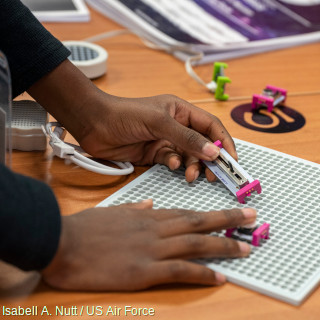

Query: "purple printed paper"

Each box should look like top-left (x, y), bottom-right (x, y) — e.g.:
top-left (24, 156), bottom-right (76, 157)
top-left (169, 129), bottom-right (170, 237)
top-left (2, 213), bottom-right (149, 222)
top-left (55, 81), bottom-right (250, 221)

top-left (193, 0), bottom-right (320, 40)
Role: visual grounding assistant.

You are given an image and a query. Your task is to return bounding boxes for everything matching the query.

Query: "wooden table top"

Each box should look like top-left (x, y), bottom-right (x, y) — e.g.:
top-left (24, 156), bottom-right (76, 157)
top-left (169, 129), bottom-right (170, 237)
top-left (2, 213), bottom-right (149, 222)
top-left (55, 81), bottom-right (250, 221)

top-left (1, 7), bottom-right (320, 320)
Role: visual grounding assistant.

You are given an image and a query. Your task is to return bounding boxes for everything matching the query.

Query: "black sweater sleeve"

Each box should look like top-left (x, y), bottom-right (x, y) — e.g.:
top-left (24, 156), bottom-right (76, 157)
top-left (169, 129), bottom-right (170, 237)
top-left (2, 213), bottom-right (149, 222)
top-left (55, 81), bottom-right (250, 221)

top-left (0, 0), bottom-right (69, 270)
top-left (0, 0), bottom-right (70, 98)
top-left (0, 164), bottom-right (61, 271)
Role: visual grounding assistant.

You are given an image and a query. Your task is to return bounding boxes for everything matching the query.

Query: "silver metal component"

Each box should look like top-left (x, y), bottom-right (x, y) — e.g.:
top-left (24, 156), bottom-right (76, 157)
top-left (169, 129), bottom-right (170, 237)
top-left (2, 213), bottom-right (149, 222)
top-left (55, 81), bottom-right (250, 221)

top-left (262, 88), bottom-right (281, 99)
top-left (215, 153), bottom-right (248, 188)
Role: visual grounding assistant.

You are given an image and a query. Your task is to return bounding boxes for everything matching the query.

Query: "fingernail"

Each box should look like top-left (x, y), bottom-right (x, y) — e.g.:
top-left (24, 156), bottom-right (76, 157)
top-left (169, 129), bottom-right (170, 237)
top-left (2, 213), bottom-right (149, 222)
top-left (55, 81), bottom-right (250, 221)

top-left (238, 241), bottom-right (251, 256)
top-left (242, 208), bottom-right (257, 220)
top-left (194, 170), bottom-right (200, 180)
top-left (242, 221), bottom-right (257, 229)
top-left (172, 159), bottom-right (181, 170)
top-left (215, 272), bottom-right (226, 285)
top-left (202, 142), bottom-right (220, 159)
top-left (141, 199), bottom-right (152, 203)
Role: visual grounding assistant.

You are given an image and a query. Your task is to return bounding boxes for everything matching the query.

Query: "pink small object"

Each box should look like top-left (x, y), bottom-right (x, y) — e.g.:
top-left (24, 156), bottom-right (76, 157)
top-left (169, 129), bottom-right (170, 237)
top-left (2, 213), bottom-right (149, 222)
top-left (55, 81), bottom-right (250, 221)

top-left (225, 223), bottom-right (270, 247)
top-left (225, 228), bottom-right (236, 238)
top-left (252, 223), bottom-right (270, 246)
top-left (252, 85), bottom-right (287, 112)
top-left (214, 140), bottom-right (223, 148)
top-left (236, 180), bottom-right (262, 204)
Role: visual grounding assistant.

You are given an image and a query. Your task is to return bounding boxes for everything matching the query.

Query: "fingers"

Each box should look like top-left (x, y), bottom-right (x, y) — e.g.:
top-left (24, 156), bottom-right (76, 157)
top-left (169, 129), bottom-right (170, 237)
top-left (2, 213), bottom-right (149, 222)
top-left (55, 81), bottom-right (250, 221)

top-left (157, 235), bottom-right (250, 260)
top-left (159, 116), bottom-right (221, 162)
top-left (153, 144), bottom-right (216, 183)
top-left (184, 101), bottom-right (238, 160)
top-left (218, 136), bottom-right (238, 161)
top-left (184, 156), bottom-right (202, 182)
top-left (151, 141), bottom-right (217, 183)
top-left (153, 146), bottom-right (182, 170)
top-left (144, 260), bottom-right (226, 287)
top-left (184, 156), bottom-right (217, 182)
top-left (175, 99), bottom-right (238, 160)
top-left (205, 167), bottom-right (217, 182)
top-left (157, 208), bottom-right (257, 237)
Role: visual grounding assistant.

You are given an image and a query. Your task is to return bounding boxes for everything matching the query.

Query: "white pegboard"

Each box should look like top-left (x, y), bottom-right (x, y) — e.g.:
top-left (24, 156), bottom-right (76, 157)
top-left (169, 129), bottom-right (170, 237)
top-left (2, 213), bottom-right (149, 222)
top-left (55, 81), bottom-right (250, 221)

top-left (11, 100), bottom-right (47, 151)
top-left (98, 139), bottom-right (320, 305)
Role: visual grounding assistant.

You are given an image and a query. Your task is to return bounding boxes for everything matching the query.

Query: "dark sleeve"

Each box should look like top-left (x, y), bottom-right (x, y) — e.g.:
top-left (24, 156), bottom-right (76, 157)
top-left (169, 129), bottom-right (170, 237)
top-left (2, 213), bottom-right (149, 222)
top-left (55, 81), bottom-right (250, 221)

top-left (0, 164), bottom-right (61, 271)
top-left (0, 0), bottom-right (70, 98)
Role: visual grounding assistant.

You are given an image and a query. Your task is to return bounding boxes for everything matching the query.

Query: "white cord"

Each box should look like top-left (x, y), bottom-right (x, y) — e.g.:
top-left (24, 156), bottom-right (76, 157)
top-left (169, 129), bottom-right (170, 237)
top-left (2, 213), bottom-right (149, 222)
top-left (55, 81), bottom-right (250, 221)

top-left (84, 29), bottom-right (132, 42)
top-left (83, 29), bottom-right (214, 92)
top-left (42, 122), bottom-right (134, 176)
top-left (185, 52), bottom-right (217, 92)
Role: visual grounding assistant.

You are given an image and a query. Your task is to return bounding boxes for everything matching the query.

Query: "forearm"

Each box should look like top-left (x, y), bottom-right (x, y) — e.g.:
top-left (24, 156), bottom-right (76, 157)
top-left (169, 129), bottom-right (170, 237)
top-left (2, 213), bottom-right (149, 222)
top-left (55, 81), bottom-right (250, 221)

top-left (27, 59), bottom-right (110, 142)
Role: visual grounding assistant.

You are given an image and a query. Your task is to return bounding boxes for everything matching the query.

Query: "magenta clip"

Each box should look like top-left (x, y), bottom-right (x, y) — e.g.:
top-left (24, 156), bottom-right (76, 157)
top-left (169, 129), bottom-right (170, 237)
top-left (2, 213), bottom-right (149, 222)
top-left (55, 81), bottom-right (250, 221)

top-left (225, 223), bottom-right (270, 247)
top-left (225, 228), bottom-right (235, 238)
top-left (214, 140), bottom-right (223, 148)
top-left (252, 85), bottom-right (287, 112)
top-left (236, 180), bottom-right (262, 204)
top-left (252, 223), bottom-right (270, 246)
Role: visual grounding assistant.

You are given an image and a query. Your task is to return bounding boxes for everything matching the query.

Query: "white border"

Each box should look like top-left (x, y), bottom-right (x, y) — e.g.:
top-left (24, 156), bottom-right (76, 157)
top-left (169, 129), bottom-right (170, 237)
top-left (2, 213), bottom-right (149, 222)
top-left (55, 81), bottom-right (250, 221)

top-left (28, 0), bottom-right (90, 22)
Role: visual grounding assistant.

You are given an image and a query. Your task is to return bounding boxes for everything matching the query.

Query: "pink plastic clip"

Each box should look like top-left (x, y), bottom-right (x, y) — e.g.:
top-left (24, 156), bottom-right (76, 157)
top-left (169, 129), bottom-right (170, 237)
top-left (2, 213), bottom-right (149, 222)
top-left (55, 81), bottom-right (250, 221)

top-left (225, 223), bottom-right (270, 247)
top-left (236, 180), bottom-right (261, 204)
top-left (225, 228), bottom-right (236, 238)
top-left (252, 223), bottom-right (270, 246)
top-left (214, 140), bottom-right (223, 148)
top-left (252, 85), bottom-right (287, 112)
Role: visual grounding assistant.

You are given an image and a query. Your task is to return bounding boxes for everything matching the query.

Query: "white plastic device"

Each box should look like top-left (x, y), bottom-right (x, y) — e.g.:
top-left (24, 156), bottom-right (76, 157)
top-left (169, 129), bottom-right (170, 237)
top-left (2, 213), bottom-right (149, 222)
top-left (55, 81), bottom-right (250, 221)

top-left (21, 0), bottom-right (90, 22)
top-left (9, 100), bottom-right (133, 176)
top-left (43, 122), bottom-right (134, 176)
top-left (63, 41), bottom-right (108, 79)
top-left (11, 100), bottom-right (47, 151)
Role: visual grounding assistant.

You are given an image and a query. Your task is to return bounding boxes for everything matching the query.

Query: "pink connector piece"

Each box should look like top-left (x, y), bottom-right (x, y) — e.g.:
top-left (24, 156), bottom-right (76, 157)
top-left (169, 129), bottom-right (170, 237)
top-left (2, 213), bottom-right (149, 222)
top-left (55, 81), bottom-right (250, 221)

top-left (252, 85), bottom-right (287, 112)
top-left (252, 223), bottom-right (270, 246)
top-left (225, 228), bottom-right (236, 238)
top-left (236, 180), bottom-right (262, 204)
top-left (225, 223), bottom-right (270, 247)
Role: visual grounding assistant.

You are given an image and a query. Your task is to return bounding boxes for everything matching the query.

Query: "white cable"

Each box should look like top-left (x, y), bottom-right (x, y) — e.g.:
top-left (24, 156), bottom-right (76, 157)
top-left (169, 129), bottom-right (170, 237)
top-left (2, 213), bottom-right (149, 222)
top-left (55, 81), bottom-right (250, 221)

top-left (42, 122), bottom-right (134, 176)
top-left (83, 29), bottom-right (215, 92)
top-left (84, 29), bottom-right (132, 42)
top-left (185, 52), bottom-right (217, 92)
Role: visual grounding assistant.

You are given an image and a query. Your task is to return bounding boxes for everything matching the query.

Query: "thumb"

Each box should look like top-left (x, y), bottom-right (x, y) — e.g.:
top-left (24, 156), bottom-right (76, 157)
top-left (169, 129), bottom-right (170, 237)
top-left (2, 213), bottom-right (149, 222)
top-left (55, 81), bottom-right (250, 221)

top-left (160, 117), bottom-right (220, 161)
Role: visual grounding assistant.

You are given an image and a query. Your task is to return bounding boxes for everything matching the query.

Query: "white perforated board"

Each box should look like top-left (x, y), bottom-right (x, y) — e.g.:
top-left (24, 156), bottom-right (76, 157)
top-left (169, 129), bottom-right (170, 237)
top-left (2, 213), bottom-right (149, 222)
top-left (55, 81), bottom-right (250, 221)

top-left (98, 138), bottom-right (320, 305)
